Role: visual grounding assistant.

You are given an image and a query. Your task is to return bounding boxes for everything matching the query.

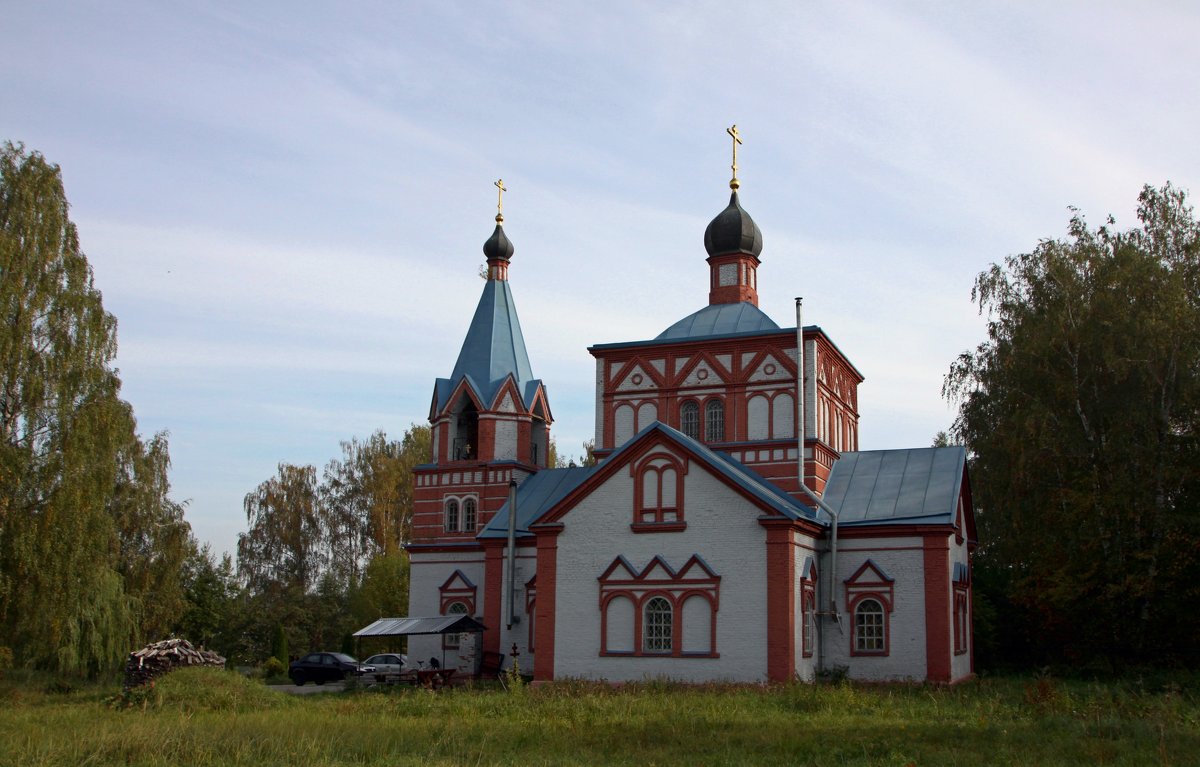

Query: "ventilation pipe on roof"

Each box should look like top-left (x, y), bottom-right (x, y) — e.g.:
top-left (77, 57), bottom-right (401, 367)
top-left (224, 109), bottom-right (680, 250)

top-left (796, 298), bottom-right (843, 675)
top-left (506, 479), bottom-right (519, 631)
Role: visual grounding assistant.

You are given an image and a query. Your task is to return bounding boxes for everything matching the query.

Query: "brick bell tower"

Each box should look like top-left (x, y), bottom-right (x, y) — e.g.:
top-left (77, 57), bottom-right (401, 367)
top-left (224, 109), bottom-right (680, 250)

top-left (410, 181), bottom-right (553, 549)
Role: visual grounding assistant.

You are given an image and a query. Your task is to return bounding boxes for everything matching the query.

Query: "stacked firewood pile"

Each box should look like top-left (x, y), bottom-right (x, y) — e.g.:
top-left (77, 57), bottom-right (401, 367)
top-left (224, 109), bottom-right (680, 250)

top-left (123, 638), bottom-right (225, 689)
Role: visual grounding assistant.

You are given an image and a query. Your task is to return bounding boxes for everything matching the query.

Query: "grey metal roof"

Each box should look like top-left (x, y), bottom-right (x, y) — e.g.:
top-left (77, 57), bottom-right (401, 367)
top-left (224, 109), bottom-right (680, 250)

top-left (656, 301), bottom-right (781, 341)
top-left (822, 447), bottom-right (966, 526)
top-left (478, 466), bottom-right (595, 538)
top-left (353, 615), bottom-right (487, 637)
top-left (435, 279), bottom-right (537, 410)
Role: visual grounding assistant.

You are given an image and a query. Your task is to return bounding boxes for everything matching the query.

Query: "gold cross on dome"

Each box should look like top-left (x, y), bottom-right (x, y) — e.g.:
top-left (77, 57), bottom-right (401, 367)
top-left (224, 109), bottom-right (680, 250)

top-left (494, 179), bottom-right (507, 222)
top-left (727, 124), bottom-right (742, 190)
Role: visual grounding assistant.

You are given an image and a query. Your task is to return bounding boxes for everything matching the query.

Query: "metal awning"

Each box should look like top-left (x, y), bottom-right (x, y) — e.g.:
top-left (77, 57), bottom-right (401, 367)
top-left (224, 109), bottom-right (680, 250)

top-left (353, 615), bottom-right (487, 638)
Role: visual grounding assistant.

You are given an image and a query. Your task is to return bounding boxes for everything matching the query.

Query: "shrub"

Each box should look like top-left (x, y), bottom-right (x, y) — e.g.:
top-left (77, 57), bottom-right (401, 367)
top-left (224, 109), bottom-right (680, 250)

top-left (262, 657), bottom-right (286, 678)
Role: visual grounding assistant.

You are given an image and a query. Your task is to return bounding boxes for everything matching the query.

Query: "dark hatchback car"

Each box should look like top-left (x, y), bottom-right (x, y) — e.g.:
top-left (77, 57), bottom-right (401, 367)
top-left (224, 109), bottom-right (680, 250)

top-left (288, 652), bottom-right (375, 685)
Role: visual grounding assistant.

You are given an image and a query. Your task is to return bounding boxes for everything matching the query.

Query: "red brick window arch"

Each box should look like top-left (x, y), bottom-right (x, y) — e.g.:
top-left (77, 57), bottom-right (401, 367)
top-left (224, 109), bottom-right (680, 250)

top-left (845, 559), bottom-right (894, 657)
top-left (630, 454), bottom-right (687, 533)
top-left (444, 499), bottom-right (459, 532)
top-left (598, 555), bottom-right (720, 658)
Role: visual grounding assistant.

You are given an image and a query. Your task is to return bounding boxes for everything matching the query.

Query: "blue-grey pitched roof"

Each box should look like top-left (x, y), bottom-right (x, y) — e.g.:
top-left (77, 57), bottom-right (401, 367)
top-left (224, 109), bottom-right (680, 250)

top-left (435, 279), bottom-right (538, 411)
top-left (656, 301), bottom-right (780, 341)
top-left (822, 447), bottom-right (966, 526)
top-left (478, 466), bottom-right (595, 538)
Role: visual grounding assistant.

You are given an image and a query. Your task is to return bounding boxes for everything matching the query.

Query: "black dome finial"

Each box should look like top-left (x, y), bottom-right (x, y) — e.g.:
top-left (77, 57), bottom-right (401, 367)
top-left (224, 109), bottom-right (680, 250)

top-left (704, 191), bottom-right (763, 258)
top-left (483, 222), bottom-right (514, 262)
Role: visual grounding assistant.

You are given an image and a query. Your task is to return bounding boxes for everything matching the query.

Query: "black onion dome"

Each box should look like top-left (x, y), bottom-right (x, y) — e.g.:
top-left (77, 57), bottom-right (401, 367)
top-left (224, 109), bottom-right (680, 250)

top-left (482, 222), bottom-right (514, 261)
top-left (703, 191), bottom-right (763, 258)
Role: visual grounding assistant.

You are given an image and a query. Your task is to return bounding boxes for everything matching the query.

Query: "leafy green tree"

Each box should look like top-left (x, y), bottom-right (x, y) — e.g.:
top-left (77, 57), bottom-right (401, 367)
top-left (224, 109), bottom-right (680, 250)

top-left (271, 623), bottom-right (288, 666)
top-left (946, 183), bottom-right (1200, 667)
top-left (0, 142), bottom-right (190, 674)
top-left (176, 543), bottom-right (236, 653)
top-left (237, 463), bottom-right (324, 598)
top-left (321, 426), bottom-right (429, 584)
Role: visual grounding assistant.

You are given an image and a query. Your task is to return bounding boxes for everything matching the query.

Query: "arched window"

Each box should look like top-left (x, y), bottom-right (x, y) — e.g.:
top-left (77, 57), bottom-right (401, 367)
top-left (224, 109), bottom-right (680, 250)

top-left (643, 596), bottom-right (672, 653)
top-left (444, 499), bottom-right (460, 532)
top-left (704, 399), bottom-right (725, 442)
top-left (444, 600), bottom-right (468, 649)
top-left (854, 598), bottom-right (886, 654)
top-left (462, 498), bottom-right (477, 532)
top-left (633, 455), bottom-right (684, 529)
top-left (680, 401), bottom-right (699, 440)
top-left (802, 591), bottom-right (816, 658)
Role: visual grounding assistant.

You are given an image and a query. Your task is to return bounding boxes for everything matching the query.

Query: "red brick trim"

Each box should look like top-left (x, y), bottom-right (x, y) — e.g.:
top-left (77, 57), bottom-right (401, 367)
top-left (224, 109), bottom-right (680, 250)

top-left (631, 452), bottom-right (688, 527)
top-left (532, 527), bottom-right (562, 680)
top-left (763, 521), bottom-right (795, 681)
top-left (437, 570), bottom-right (477, 616)
top-left (482, 541), bottom-right (504, 658)
top-left (923, 535), bottom-right (952, 683)
top-left (847, 593), bottom-right (890, 657)
top-left (597, 555), bottom-right (721, 658)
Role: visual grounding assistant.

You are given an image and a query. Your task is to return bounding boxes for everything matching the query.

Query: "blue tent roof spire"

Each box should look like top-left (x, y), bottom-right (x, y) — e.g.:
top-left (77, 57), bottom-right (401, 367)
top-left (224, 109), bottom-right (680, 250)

top-left (432, 209), bottom-right (543, 413)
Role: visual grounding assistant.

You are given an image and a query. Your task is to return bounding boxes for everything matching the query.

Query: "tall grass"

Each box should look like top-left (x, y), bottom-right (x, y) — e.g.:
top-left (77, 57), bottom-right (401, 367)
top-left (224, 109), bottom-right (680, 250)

top-left (0, 669), bottom-right (1195, 765)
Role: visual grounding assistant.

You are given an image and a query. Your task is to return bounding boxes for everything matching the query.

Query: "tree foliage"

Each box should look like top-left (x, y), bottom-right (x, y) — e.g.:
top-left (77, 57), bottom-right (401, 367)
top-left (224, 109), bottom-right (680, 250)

top-left (232, 425), bottom-right (429, 660)
top-left (946, 184), bottom-right (1200, 667)
top-left (0, 143), bottom-right (191, 675)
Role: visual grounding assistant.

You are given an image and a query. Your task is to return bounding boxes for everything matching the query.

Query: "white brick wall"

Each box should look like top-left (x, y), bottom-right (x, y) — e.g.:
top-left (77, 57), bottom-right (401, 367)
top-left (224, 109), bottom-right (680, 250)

top-left (408, 551), bottom-right (485, 671)
top-left (552, 454), bottom-right (772, 682)
top-left (823, 538), bottom-right (928, 682)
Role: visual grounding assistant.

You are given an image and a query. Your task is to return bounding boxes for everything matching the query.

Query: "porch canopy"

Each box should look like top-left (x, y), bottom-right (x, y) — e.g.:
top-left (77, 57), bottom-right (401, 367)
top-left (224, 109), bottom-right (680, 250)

top-left (353, 615), bottom-right (487, 638)
top-left (354, 615), bottom-right (487, 674)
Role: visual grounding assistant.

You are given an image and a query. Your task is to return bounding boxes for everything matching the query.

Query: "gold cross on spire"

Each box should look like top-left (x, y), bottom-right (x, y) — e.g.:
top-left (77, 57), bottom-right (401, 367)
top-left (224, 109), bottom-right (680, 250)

top-left (494, 179), bottom-right (507, 223)
top-left (727, 124), bottom-right (742, 190)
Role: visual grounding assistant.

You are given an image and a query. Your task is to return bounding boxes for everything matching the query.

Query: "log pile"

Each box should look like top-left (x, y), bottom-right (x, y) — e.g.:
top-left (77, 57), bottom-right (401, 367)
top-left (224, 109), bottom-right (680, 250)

top-left (123, 638), bottom-right (225, 689)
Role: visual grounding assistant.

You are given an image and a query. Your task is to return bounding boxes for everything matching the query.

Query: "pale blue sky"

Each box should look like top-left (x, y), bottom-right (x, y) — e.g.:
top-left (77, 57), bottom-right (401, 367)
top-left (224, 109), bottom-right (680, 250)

top-left (4, 1), bottom-right (1198, 556)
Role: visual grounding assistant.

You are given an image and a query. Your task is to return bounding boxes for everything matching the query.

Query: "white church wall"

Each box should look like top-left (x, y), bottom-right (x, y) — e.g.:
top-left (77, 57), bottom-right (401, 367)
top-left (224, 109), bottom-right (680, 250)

top-left (594, 359), bottom-right (605, 448)
top-left (493, 419), bottom-right (518, 460)
top-left (553, 460), bottom-right (770, 682)
top-left (824, 538), bottom-right (928, 682)
top-left (747, 395), bottom-right (769, 440)
top-left (497, 549), bottom-right (538, 671)
top-left (793, 537), bottom-right (820, 682)
top-left (407, 551), bottom-right (485, 672)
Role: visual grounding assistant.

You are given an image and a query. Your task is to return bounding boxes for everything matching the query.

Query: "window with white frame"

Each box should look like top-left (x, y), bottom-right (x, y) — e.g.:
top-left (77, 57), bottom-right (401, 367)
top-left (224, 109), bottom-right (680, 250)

top-left (854, 598), bottom-right (886, 654)
top-left (642, 597), bottom-right (672, 653)
top-left (444, 499), bottom-right (460, 532)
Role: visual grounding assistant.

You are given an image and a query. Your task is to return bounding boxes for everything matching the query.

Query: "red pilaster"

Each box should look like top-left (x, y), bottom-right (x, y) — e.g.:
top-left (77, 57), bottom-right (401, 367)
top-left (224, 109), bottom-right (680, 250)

top-left (482, 540), bottom-right (505, 657)
top-left (763, 520), bottom-right (796, 682)
top-left (923, 534), bottom-right (952, 683)
top-left (532, 526), bottom-right (562, 681)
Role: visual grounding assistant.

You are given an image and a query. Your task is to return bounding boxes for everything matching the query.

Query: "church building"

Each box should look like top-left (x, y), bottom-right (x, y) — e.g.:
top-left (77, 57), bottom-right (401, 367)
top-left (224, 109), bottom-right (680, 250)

top-left (406, 138), bottom-right (975, 684)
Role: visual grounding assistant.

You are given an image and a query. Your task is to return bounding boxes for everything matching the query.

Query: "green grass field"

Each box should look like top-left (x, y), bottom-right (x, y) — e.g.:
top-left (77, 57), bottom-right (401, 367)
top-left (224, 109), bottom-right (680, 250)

top-left (0, 668), bottom-right (1195, 766)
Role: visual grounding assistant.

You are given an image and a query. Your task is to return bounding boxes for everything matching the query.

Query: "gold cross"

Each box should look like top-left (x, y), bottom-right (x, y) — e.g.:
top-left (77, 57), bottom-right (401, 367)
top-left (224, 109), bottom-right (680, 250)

top-left (727, 125), bottom-right (742, 190)
top-left (494, 179), bottom-right (507, 222)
